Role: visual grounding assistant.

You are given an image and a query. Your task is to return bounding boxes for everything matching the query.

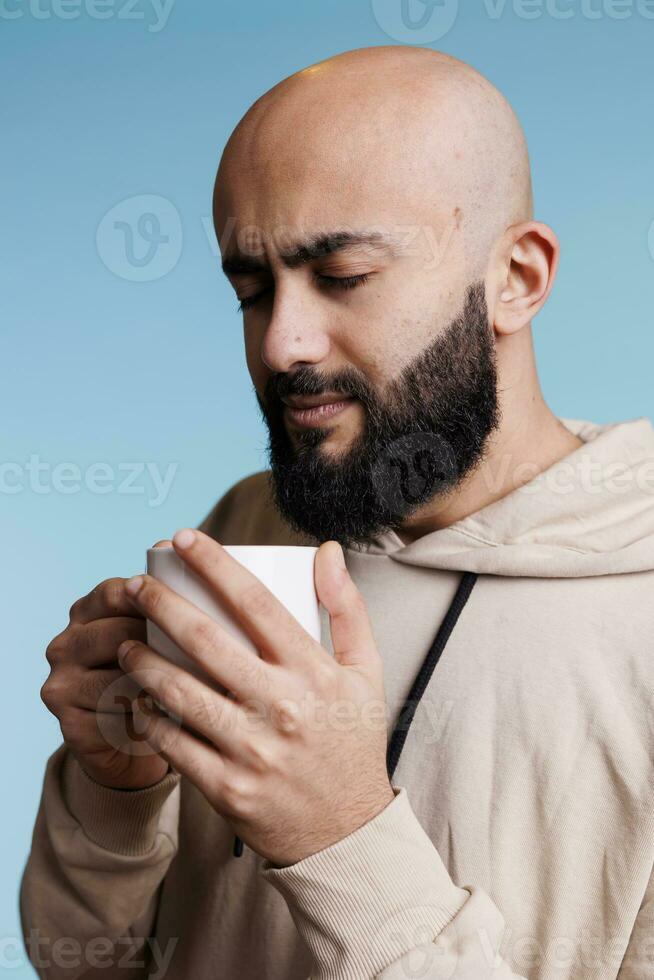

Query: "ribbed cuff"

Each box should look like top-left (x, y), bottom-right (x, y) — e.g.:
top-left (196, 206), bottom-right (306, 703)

top-left (62, 751), bottom-right (181, 856)
top-left (259, 786), bottom-right (470, 980)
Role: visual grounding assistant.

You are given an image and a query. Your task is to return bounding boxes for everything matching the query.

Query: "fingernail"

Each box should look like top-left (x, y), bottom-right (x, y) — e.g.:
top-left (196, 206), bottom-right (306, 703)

top-left (173, 528), bottom-right (195, 549)
top-left (124, 575), bottom-right (144, 596)
top-left (118, 640), bottom-right (136, 663)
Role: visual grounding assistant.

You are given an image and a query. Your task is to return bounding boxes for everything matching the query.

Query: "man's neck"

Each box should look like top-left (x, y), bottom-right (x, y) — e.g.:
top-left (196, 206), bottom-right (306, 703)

top-left (395, 402), bottom-right (584, 545)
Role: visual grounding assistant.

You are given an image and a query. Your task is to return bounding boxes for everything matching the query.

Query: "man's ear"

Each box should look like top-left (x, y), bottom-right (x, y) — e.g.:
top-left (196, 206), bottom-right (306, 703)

top-left (491, 221), bottom-right (560, 336)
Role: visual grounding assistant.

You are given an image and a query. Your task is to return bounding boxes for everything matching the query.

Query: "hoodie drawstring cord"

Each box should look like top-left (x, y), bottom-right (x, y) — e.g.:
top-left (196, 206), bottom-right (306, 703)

top-left (387, 572), bottom-right (479, 780)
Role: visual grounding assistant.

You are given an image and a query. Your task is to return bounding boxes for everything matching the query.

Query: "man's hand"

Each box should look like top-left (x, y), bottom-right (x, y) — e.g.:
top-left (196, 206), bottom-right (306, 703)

top-left (40, 544), bottom-right (174, 791)
top-left (117, 529), bottom-right (395, 866)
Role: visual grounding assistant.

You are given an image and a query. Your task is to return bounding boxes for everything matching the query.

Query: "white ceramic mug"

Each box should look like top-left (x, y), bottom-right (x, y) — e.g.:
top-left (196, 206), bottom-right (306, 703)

top-left (145, 545), bottom-right (321, 689)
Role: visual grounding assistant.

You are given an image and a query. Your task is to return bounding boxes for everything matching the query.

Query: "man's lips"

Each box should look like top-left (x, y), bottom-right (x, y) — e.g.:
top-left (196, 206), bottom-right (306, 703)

top-left (281, 392), bottom-right (353, 409)
top-left (282, 394), bottom-right (356, 428)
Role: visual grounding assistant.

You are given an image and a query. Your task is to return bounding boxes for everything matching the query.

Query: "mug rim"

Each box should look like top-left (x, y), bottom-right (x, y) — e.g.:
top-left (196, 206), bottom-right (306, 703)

top-left (146, 544), bottom-right (319, 556)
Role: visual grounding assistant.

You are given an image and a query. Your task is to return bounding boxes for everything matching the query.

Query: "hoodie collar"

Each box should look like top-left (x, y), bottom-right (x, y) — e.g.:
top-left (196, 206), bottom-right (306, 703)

top-left (349, 417), bottom-right (654, 577)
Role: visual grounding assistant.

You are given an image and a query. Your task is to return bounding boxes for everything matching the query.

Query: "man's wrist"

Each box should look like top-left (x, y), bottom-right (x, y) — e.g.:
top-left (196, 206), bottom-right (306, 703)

top-left (270, 783), bottom-right (396, 868)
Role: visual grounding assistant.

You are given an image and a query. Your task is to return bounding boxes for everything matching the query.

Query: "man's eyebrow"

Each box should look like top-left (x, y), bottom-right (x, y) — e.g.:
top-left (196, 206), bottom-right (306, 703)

top-left (221, 230), bottom-right (400, 276)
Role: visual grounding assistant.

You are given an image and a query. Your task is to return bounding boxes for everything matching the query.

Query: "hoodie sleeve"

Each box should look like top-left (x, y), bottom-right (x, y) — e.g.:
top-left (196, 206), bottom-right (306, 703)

top-left (19, 743), bottom-right (180, 980)
top-left (19, 480), bottom-right (257, 980)
top-left (260, 785), bottom-right (528, 980)
top-left (615, 857), bottom-right (654, 978)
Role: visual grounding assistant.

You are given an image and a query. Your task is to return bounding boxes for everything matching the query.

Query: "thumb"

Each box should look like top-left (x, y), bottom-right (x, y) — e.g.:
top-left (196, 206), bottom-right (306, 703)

top-left (314, 541), bottom-right (380, 674)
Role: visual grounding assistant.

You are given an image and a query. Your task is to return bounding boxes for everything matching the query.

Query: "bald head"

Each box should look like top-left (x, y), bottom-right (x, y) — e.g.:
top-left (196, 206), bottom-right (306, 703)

top-left (214, 45), bottom-right (533, 279)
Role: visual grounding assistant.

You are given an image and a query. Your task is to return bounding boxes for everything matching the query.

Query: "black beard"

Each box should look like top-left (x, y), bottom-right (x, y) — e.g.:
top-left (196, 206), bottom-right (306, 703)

top-left (255, 279), bottom-right (502, 548)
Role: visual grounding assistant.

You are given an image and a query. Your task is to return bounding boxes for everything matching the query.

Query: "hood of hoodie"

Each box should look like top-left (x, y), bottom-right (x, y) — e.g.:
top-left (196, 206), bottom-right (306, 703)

top-left (351, 416), bottom-right (654, 578)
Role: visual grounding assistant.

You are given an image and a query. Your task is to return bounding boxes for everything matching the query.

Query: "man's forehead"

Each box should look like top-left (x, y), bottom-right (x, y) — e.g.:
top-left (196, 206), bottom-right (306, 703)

top-left (213, 105), bottom-right (442, 231)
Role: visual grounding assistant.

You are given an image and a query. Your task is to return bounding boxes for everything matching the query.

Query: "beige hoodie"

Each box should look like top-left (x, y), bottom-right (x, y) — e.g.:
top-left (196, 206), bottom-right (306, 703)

top-left (19, 416), bottom-right (654, 980)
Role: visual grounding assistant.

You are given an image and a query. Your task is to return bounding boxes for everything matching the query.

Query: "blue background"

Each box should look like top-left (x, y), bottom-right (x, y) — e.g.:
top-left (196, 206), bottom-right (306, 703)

top-left (3, 1), bottom-right (653, 973)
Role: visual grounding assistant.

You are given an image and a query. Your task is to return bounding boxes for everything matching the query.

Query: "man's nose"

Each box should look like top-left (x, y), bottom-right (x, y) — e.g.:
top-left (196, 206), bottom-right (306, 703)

top-left (259, 285), bottom-right (331, 373)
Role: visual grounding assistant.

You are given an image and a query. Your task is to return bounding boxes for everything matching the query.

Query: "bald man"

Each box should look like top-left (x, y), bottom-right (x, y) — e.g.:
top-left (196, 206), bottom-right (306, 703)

top-left (22, 46), bottom-right (654, 980)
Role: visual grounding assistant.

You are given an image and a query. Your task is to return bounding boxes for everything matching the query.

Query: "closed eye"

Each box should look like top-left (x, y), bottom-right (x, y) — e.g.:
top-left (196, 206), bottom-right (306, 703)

top-left (237, 273), bottom-right (372, 312)
top-left (237, 288), bottom-right (271, 312)
top-left (315, 273), bottom-right (372, 291)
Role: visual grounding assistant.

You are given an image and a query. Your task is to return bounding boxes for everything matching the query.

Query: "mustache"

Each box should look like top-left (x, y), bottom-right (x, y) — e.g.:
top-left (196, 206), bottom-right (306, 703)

top-left (263, 367), bottom-right (374, 407)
